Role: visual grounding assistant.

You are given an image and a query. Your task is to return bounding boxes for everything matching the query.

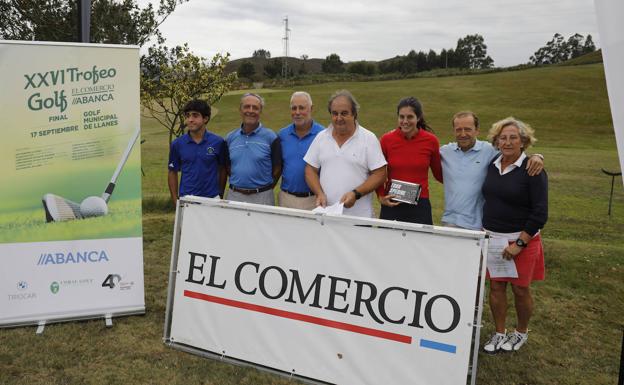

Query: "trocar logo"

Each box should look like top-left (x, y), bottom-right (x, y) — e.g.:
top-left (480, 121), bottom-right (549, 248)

top-left (37, 250), bottom-right (109, 266)
top-left (9, 281), bottom-right (36, 301)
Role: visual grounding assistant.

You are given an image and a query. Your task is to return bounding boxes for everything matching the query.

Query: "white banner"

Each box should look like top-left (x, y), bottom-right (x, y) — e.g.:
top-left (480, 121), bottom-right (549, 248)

top-left (595, 0), bottom-right (624, 178)
top-left (0, 238), bottom-right (144, 325)
top-left (0, 41), bottom-right (144, 326)
top-left (166, 198), bottom-right (485, 385)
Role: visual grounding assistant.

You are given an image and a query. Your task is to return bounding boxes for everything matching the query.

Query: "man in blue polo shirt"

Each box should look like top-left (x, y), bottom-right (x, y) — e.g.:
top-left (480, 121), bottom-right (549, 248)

top-left (440, 111), bottom-right (543, 229)
top-left (225, 93), bottom-right (282, 205)
top-left (278, 91), bottom-right (325, 210)
top-left (168, 100), bottom-right (227, 205)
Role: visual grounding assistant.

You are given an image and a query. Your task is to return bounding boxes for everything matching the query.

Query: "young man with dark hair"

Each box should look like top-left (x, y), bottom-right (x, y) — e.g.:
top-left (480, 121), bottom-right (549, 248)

top-left (167, 99), bottom-right (227, 204)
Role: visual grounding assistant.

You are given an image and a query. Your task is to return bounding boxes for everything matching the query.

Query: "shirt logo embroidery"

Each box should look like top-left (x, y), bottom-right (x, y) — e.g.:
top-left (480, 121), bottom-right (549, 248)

top-left (207, 147), bottom-right (215, 154)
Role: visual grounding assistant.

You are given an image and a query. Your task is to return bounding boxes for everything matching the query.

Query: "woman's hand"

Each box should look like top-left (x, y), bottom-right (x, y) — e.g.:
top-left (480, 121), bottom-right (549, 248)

top-left (380, 194), bottom-right (401, 207)
top-left (502, 244), bottom-right (523, 260)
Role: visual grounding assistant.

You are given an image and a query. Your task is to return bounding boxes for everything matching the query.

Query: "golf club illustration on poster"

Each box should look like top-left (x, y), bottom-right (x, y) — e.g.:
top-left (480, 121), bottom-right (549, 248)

top-left (42, 127), bottom-right (140, 222)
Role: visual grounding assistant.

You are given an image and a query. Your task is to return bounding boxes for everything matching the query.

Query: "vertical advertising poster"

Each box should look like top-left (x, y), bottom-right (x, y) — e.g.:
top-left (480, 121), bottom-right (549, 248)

top-left (0, 41), bottom-right (145, 327)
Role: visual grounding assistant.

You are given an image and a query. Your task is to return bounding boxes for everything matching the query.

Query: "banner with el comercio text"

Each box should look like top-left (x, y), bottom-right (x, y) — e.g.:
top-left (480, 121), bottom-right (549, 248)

top-left (0, 41), bottom-right (144, 326)
top-left (166, 199), bottom-right (484, 385)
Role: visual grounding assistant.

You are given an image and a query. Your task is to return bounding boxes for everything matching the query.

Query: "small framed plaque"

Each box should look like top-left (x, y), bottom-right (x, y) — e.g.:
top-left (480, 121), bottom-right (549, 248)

top-left (388, 179), bottom-right (421, 205)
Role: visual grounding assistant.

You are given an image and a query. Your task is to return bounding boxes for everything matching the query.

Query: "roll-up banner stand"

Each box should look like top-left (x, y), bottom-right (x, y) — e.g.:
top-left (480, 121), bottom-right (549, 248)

top-left (164, 196), bottom-right (487, 385)
top-left (0, 41), bottom-right (145, 328)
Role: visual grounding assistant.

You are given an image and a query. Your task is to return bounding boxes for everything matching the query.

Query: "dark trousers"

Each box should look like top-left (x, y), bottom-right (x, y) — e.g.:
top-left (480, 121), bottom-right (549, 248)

top-left (379, 198), bottom-right (433, 225)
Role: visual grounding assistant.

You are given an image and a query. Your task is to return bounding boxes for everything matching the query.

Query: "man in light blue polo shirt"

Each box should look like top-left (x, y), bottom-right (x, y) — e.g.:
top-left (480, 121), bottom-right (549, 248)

top-left (278, 91), bottom-right (325, 210)
top-left (225, 93), bottom-right (282, 205)
top-left (440, 111), bottom-right (543, 229)
top-left (168, 100), bottom-right (227, 205)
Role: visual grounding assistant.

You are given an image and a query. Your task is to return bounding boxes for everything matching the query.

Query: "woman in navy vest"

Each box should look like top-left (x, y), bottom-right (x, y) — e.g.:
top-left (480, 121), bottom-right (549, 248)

top-left (480, 117), bottom-right (548, 354)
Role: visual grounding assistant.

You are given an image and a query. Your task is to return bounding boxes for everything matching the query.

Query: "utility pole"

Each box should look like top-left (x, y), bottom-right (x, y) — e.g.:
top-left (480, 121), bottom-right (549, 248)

top-left (282, 16), bottom-right (290, 78)
top-left (78, 0), bottom-right (91, 43)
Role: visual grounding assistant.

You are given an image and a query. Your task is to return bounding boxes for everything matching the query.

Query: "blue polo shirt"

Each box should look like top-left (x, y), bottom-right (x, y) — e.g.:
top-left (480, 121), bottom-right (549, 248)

top-left (168, 130), bottom-right (227, 198)
top-left (440, 140), bottom-right (498, 229)
top-left (226, 123), bottom-right (281, 189)
top-left (278, 121), bottom-right (325, 193)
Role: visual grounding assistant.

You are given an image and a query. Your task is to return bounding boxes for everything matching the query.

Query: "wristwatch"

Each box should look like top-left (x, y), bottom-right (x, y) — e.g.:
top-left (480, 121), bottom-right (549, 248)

top-left (352, 189), bottom-right (362, 200)
top-left (515, 238), bottom-right (528, 248)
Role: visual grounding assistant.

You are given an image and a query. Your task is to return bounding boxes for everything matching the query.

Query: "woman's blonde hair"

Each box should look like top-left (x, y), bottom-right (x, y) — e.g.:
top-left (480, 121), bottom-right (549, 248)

top-left (487, 117), bottom-right (537, 150)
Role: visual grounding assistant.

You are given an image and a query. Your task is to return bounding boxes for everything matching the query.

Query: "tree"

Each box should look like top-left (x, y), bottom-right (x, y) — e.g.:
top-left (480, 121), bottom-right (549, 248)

top-left (427, 49), bottom-right (439, 69)
top-left (583, 34), bottom-right (596, 55)
top-left (263, 58), bottom-right (283, 78)
top-left (140, 44), bottom-right (237, 143)
top-left (347, 61), bottom-right (377, 76)
top-left (529, 33), bottom-right (597, 65)
top-left (567, 33), bottom-right (585, 59)
top-left (299, 54), bottom-right (309, 75)
top-left (322, 54), bottom-right (345, 73)
top-left (237, 61), bottom-right (255, 79)
top-left (400, 50), bottom-right (418, 74)
top-left (454, 34), bottom-right (494, 69)
top-left (0, 0), bottom-right (186, 46)
top-left (252, 49), bottom-right (271, 59)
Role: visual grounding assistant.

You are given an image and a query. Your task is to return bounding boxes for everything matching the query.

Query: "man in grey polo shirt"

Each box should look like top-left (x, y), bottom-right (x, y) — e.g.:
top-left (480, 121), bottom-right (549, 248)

top-left (440, 111), bottom-right (543, 229)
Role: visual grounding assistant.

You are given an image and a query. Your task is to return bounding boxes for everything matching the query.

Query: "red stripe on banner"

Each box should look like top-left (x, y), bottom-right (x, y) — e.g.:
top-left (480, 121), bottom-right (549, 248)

top-left (184, 290), bottom-right (412, 344)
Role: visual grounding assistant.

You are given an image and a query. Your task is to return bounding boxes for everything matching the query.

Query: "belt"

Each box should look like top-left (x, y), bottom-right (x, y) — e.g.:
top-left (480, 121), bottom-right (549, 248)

top-left (229, 184), bottom-right (273, 195)
top-left (281, 189), bottom-right (314, 198)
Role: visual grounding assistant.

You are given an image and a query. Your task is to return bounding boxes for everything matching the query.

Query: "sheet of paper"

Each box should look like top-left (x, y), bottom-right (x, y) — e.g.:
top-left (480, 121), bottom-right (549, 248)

top-left (312, 202), bottom-right (344, 215)
top-left (486, 236), bottom-right (519, 278)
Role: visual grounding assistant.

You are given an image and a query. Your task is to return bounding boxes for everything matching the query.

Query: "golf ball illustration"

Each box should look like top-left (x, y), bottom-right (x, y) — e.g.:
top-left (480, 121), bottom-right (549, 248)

top-left (80, 196), bottom-right (108, 217)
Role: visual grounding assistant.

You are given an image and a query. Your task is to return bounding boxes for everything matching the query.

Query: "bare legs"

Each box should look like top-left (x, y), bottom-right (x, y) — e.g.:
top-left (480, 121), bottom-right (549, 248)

top-left (489, 280), bottom-right (533, 333)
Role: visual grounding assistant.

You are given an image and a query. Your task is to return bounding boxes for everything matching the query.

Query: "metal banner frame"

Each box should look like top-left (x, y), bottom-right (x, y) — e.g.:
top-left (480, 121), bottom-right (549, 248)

top-left (164, 196), bottom-right (487, 385)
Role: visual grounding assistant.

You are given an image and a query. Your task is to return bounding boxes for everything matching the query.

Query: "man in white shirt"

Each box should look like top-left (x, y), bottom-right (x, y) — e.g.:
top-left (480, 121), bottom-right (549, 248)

top-left (304, 90), bottom-right (387, 217)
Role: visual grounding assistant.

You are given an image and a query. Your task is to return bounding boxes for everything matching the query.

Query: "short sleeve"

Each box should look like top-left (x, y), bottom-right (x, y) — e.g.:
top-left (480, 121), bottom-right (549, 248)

top-left (303, 134), bottom-right (322, 168)
top-left (168, 141), bottom-right (180, 171)
top-left (366, 133), bottom-right (387, 171)
top-left (217, 140), bottom-right (228, 166)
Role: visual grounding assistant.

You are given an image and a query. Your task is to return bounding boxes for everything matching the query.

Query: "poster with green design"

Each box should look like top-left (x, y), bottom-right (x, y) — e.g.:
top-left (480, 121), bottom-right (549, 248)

top-left (0, 41), bottom-right (142, 244)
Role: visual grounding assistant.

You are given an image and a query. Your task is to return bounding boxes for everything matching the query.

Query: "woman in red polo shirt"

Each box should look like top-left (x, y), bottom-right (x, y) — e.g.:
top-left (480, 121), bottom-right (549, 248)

top-left (376, 97), bottom-right (442, 224)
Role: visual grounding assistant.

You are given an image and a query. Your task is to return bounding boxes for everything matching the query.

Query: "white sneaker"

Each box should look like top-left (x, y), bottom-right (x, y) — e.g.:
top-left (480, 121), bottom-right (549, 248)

top-left (483, 332), bottom-right (506, 354)
top-left (501, 331), bottom-right (528, 352)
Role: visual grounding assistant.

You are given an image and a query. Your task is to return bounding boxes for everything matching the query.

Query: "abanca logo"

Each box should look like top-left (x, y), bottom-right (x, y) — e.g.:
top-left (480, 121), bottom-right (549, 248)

top-left (37, 250), bottom-right (109, 265)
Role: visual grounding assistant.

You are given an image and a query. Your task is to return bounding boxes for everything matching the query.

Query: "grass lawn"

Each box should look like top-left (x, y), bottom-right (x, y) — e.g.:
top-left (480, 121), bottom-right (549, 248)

top-left (1, 63), bottom-right (623, 385)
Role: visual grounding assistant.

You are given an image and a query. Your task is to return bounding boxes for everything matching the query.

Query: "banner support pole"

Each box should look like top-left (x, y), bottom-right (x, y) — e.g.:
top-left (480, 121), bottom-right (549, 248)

top-left (35, 321), bottom-right (46, 335)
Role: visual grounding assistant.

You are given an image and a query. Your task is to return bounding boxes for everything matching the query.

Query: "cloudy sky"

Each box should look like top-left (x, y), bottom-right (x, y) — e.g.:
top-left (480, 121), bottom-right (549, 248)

top-left (145, 0), bottom-right (599, 67)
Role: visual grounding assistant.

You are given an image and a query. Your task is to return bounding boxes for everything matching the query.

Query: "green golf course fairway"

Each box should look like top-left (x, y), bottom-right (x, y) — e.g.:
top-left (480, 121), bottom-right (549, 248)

top-left (1, 63), bottom-right (622, 385)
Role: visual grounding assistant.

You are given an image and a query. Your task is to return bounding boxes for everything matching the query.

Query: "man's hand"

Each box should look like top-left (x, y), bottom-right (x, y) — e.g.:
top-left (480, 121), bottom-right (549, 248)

top-left (315, 192), bottom-right (327, 208)
top-left (340, 190), bottom-right (358, 208)
top-left (526, 154), bottom-right (544, 176)
top-left (379, 194), bottom-right (400, 207)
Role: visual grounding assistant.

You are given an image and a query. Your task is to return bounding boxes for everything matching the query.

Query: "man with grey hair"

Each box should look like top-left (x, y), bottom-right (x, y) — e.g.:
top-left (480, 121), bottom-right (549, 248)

top-left (304, 90), bottom-right (387, 217)
top-left (278, 91), bottom-right (325, 210)
top-left (225, 93), bottom-right (282, 205)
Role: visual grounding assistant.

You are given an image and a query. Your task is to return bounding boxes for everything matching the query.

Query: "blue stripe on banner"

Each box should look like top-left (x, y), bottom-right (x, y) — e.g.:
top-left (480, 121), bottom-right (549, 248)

top-left (419, 339), bottom-right (457, 353)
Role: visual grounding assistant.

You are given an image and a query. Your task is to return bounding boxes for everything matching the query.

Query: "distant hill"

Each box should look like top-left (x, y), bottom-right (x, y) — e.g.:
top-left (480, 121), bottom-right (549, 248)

top-left (557, 49), bottom-right (603, 66)
top-left (226, 49), bottom-right (603, 81)
top-left (227, 57), bottom-right (325, 76)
